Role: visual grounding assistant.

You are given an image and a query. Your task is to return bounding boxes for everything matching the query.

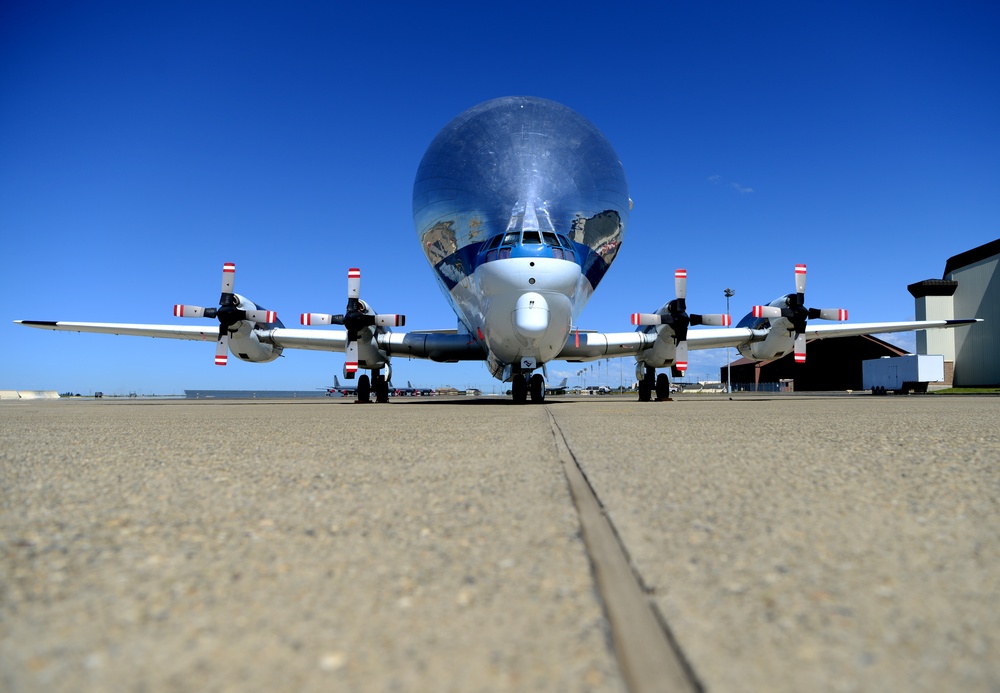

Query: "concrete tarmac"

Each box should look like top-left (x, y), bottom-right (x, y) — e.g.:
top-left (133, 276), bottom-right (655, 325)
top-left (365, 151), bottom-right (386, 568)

top-left (1, 394), bottom-right (998, 692)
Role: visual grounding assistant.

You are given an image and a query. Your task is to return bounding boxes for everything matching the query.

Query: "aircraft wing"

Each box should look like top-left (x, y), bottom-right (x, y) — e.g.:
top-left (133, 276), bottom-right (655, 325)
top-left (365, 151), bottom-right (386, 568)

top-left (16, 321), bottom-right (221, 341)
top-left (555, 319), bottom-right (980, 362)
top-left (803, 319), bottom-right (981, 340)
top-left (16, 320), bottom-right (353, 352)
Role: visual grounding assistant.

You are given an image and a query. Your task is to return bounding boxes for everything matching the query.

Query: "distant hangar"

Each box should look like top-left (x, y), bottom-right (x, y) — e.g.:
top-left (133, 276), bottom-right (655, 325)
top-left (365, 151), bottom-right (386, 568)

top-left (722, 237), bottom-right (998, 390)
top-left (909, 237), bottom-right (999, 387)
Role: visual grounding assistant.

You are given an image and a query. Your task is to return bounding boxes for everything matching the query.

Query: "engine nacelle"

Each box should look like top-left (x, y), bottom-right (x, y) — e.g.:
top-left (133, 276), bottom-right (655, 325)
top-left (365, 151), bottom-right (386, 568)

top-left (227, 294), bottom-right (283, 363)
top-left (635, 325), bottom-right (677, 369)
top-left (737, 325), bottom-right (793, 362)
top-left (229, 327), bottom-right (282, 363)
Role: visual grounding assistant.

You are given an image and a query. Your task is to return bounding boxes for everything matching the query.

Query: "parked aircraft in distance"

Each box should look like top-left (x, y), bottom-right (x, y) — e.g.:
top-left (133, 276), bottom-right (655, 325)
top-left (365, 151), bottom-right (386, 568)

top-left (545, 378), bottom-right (570, 395)
top-left (393, 381), bottom-right (435, 397)
top-left (17, 96), bottom-right (981, 403)
top-left (318, 376), bottom-right (359, 397)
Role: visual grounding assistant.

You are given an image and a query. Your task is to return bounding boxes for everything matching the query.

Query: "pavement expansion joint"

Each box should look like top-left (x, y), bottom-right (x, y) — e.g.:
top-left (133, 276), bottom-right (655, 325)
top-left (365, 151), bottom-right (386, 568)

top-left (545, 408), bottom-right (702, 693)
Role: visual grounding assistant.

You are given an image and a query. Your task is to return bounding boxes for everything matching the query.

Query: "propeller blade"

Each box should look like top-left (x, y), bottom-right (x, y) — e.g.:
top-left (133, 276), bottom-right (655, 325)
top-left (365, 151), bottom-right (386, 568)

top-left (753, 305), bottom-right (783, 319)
top-left (244, 309), bottom-right (277, 324)
top-left (795, 263), bottom-right (807, 295)
top-left (794, 333), bottom-right (807, 363)
top-left (344, 341), bottom-right (359, 377)
top-left (347, 267), bottom-right (361, 300)
top-left (300, 312), bottom-right (334, 326)
top-left (815, 308), bottom-right (848, 321)
top-left (174, 304), bottom-right (207, 318)
top-left (631, 313), bottom-right (663, 326)
top-left (675, 341), bottom-right (689, 373)
top-left (215, 332), bottom-right (229, 366)
top-left (221, 262), bottom-right (236, 294)
top-left (374, 314), bottom-right (405, 327)
top-left (692, 313), bottom-right (731, 327)
top-left (674, 268), bottom-right (687, 300)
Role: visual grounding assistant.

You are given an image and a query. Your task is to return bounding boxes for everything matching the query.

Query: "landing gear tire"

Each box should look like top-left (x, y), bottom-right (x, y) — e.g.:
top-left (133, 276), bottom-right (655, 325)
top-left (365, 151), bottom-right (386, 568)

top-left (357, 374), bottom-right (371, 403)
top-left (512, 374), bottom-right (527, 403)
top-left (655, 373), bottom-right (672, 401)
top-left (638, 367), bottom-right (654, 402)
top-left (529, 373), bottom-right (545, 403)
top-left (374, 374), bottom-right (389, 403)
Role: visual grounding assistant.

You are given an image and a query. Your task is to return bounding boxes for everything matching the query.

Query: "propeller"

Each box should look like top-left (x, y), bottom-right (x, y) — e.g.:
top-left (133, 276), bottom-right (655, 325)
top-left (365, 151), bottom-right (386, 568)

top-left (630, 268), bottom-right (731, 373)
top-left (751, 263), bottom-right (848, 363)
top-left (172, 262), bottom-right (276, 366)
top-left (300, 267), bottom-right (405, 378)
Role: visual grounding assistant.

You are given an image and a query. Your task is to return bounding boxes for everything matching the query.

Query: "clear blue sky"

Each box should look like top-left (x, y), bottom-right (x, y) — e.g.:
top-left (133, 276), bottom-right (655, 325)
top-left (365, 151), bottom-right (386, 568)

top-left (3, 1), bottom-right (998, 394)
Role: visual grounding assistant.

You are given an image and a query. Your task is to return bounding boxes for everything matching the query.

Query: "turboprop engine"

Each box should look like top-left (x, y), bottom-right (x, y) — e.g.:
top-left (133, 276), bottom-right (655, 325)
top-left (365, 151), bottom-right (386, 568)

top-left (173, 262), bottom-right (283, 365)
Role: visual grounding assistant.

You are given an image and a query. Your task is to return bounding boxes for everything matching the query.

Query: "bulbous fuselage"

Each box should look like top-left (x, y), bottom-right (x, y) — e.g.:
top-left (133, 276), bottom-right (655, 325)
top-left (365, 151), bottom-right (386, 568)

top-left (412, 96), bottom-right (630, 379)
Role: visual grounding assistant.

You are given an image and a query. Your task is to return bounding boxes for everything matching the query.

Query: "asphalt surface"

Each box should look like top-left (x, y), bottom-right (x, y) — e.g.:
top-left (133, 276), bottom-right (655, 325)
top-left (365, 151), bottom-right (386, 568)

top-left (2, 394), bottom-right (998, 692)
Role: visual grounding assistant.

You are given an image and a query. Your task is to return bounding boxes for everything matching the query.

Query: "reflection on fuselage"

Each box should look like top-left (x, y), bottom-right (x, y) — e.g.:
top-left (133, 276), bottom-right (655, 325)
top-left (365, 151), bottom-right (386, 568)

top-left (413, 97), bottom-right (629, 307)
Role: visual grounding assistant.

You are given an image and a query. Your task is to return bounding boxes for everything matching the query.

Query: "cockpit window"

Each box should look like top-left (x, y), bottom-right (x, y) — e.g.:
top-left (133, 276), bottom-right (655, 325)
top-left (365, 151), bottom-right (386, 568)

top-left (480, 229), bottom-right (578, 264)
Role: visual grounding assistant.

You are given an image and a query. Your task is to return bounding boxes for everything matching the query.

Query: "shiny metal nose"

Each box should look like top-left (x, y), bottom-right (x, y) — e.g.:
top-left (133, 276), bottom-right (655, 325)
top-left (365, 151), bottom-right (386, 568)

top-left (512, 292), bottom-right (549, 344)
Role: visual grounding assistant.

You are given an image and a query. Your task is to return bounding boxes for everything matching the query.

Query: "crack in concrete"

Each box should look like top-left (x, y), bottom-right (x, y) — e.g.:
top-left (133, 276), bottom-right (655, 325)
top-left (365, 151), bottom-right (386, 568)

top-left (546, 407), bottom-right (702, 693)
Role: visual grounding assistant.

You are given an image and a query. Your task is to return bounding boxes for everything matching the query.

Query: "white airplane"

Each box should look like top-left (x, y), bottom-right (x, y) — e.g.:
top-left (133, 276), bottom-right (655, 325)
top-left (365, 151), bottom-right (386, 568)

top-left (16, 96), bottom-right (980, 403)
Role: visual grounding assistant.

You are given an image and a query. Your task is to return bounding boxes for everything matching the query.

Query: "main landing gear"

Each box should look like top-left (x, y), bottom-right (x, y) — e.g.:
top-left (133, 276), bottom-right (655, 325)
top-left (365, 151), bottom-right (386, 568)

top-left (511, 373), bottom-right (546, 404)
top-left (354, 370), bottom-right (390, 404)
top-left (637, 367), bottom-right (673, 402)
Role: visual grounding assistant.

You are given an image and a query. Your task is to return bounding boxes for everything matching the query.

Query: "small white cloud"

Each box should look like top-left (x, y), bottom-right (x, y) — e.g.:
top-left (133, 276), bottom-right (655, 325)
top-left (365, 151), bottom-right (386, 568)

top-left (708, 175), bottom-right (722, 184)
top-left (732, 183), bottom-right (754, 194)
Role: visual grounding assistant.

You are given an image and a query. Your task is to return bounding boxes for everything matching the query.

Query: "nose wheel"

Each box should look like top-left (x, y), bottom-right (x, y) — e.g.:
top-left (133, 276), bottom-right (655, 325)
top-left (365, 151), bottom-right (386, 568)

top-left (512, 374), bottom-right (527, 403)
top-left (529, 373), bottom-right (545, 403)
top-left (511, 372), bottom-right (546, 403)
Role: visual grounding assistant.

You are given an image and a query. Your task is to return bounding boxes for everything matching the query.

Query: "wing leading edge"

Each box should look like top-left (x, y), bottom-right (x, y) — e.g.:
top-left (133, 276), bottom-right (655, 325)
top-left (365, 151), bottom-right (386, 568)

top-left (554, 319), bottom-right (980, 363)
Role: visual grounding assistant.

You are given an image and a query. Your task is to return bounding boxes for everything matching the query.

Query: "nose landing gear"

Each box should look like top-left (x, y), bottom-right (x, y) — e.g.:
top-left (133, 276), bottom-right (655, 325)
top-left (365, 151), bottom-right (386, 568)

top-left (511, 372), bottom-right (546, 403)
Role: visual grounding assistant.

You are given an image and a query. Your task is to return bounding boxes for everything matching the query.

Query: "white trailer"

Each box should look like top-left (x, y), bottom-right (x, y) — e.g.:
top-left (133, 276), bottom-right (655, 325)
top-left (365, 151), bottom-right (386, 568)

top-left (862, 354), bottom-right (945, 395)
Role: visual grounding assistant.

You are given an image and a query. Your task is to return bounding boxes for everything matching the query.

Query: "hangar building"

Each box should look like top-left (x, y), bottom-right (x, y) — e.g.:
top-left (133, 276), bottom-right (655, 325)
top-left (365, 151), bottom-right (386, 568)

top-left (723, 335), bottom-right (907, 392)
top-left (908, 238), bottom-right (999, 387)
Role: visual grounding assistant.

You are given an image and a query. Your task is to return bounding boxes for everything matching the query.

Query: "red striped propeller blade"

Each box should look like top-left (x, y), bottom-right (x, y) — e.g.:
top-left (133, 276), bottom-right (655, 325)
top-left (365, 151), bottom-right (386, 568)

top-left (816, 308), bottom-right (848, 321)
top-left (374, 314), bottom-right (405, 327)
top-left (245, 309), bottom-right (277, 324)
top-left (697, 313), bottom-right (731, 327)
top-left (347, 268), bottom-right (361, 300)
top-left (174, 304), bottom-right (206, 318)
top-left (300, 312), bottom-right (333, 326)
top-left (753, 305), bottom-right (782, 319)
top-left (675, 341), bottom-right (689, 373)
top-left (344, 341), bottom-right (358, 377)
top-left (631, 313), bottom-right (661, 326)
top-left (221, 262), bottom-right (236, 294)
top-left (794, 333), bottom-right (807, 363)
top-left (795, 263), bottom-right (807, 295)
top-left (215, 333), bottom-right (229, 366)
top-left (674, 268), bottom-right (687, 300)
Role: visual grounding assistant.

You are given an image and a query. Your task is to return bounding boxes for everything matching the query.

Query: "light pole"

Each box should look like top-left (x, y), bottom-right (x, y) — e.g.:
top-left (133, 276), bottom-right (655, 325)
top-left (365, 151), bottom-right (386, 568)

top-left (724, 288), bottom-right (735, 393)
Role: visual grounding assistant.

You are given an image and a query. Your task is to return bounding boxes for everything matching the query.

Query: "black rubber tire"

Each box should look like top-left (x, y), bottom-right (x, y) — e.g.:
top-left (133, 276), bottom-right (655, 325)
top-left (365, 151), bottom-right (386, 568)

top-left (529, 374), bottom-right (545, 403)
top-left (512, 374), bottom-right (527, 403)
top-left (357, 374), bottom-right (371, 403)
